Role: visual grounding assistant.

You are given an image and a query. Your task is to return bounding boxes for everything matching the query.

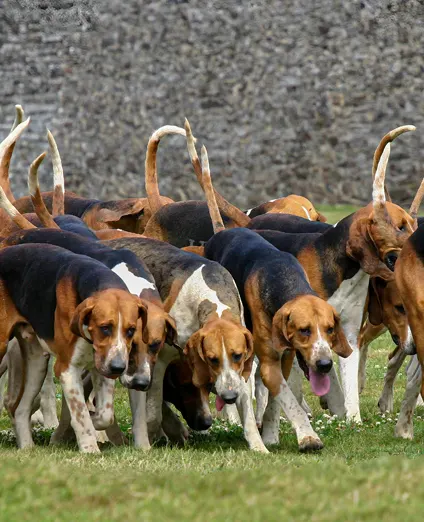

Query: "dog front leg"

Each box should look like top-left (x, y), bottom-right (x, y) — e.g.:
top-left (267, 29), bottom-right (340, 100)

top-left (59, 365), bottom-right (99, 453)
top-left (129, 389), bottom-right (150, 449)
top-left (378, 347), bottom-right (407, 413)
top-left (236, 379), bottom-right (268, 453)
top-left (261, 359), bottom-right (323, 451)
top-left (394, 355), bottom-right (422, 440)
top-left (90, 370), bottom-right (116, 430)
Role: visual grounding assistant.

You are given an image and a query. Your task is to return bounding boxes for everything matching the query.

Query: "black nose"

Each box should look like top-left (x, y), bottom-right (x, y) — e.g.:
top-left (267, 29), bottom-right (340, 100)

top-left (220, 390), bottom-right (238, 404)
top-left (109, 356), bottom-right (126, 375)
top-left (130, 374), bottom-right (151, 391)
top-left (316, 359), bottom-right (333, 374)
top-left (385, 252), bottom-right (399, 272)
top-left (193, 413), bottom-right (213, 431)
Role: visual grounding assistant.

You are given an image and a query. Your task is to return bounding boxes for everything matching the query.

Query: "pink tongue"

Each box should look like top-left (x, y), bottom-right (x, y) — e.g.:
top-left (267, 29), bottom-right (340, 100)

top-left (216, 395), bottom-right (226, 412)
top-left (309, 370), bottom-right (331, 396)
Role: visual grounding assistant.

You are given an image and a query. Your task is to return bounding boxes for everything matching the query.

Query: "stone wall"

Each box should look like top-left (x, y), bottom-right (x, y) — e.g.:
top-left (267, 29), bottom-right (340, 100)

top-left (1, 0), bottom-right (423, 208)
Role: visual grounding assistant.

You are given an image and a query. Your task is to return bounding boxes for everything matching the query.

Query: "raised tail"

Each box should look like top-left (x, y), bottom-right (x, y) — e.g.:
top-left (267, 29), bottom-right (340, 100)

top-left (0, 111), bottom-right (30, 203)
top-left (47, 130), bottom-right (65, 216)
top-left (0, 184), bottom-right (36, 230)
top-left (28, 152), bottom-right (60, 229)
top-left (200, 145), bottom-right (225, 234)
top-left (145, 125), bottom-right (187, 216)
top-left (184, 118), bottom-right (250, 227)
top-left (372, 125), bottom-right (416, 202)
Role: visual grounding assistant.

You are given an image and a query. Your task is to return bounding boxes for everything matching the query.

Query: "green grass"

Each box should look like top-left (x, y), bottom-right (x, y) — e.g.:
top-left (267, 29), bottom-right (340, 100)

top-left (0, 205), bottom-right (422, 521)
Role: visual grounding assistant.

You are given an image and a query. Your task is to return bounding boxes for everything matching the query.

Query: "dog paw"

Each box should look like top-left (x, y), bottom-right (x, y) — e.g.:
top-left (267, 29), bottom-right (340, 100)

top-left (298, 435), bottom-right (324, 452)
top-left (394, 423), bottom-right (414, 440)
top-left (378, 396), bottom-right (393, 414)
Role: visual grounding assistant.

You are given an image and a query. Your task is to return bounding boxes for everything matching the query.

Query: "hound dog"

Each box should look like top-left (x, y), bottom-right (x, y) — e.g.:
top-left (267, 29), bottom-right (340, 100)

top-left (104, 236), bottom-right (268, 452)
top-left (0, 243), bottom-right (146, 452)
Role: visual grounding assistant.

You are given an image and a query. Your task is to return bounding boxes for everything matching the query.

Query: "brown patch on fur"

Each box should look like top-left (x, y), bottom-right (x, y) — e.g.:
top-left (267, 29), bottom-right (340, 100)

top-left (181, 246), bottom-right (206, 256)
top-left (265, 195), bottom-right (327, 222)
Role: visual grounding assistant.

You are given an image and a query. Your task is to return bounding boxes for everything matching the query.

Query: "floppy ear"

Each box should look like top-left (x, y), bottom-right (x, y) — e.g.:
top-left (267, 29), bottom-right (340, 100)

top-left (368, 278), bottom-right (386, 326)
top-left (137, 298), bottom-right (149, 333)
top-left (271, 304), bottom-right (293, 352)
top-left (317, 212), bottom-right (327, 222)
top-left (242, 328), bottom-right (255, 381)
top-left (70, 298), bottom-right (95, 343)
top-left (165, 314), bottom-right (178, 346)
top-left (183, 330), bottom-right (210, 388)
top-left (331, 311), bottom-right (352, 358)
top-left (96, 200), bottom-right (145, 225)
top-left (346, 217), bottom-right (393, 281)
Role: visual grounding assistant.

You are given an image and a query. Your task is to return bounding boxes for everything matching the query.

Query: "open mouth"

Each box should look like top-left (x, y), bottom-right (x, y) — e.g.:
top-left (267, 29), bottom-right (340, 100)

top-left (296, 353), bottom-right (331, 397)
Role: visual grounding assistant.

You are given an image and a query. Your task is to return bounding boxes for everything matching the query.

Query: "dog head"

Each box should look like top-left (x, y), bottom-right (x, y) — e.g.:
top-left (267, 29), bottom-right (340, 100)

top-left (120, 305), bottom-right (178, 391)
top-left (163, 359), bottom-right (213, 431)
top-left (272, 295), bottom-right (352, 396)
top-left (368, 278), bottom-right (415, 355)
top-left (70, 289), bottom-right (147, 378)
top-left (183, 318), bottom-right (254, 408)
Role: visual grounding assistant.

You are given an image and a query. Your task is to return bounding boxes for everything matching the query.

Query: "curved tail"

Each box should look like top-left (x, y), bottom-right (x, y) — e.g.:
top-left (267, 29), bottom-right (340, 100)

top-left (184, 119), bottom-right (250, 227)
top-left (145, 125), bottom-right (186, 216)
top-left (372, 125), bottom-right (416, 202)
top-left (0, 112), bottom-right (30, 203)
top-left (200, 145), bottom-right (225, 234)
top-left (28, 152), bottom-right (60, 229)
top-left (47, 130), bottom-right (65, 216)
top-left (0, 184), bottom-right (36, 230)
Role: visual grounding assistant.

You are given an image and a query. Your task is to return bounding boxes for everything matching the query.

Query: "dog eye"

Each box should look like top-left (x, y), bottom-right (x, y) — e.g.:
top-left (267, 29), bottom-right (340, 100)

top-left (148, 341), bottom-right (161, 354)
top-left (126, 327), bottom-right (136, 339)
top-left (208, 357), bottom-right (219, 365)
top-left (232, 353), bottom-right (243, 362)
top-left (100, 325), bottom-right (112, 336)
top-left (327, 327), bottom-right (334, 335)
top-left (299, 328), bottom-right (311, 337)
top-left (398, 224), bottom-right (406, 232)
top-left (395, 304), bottom-right (406, 315)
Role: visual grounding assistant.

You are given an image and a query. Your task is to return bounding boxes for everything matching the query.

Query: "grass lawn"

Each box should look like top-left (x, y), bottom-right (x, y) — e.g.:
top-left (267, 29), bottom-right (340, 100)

top-left (0, 206), bottom-right (423, 522)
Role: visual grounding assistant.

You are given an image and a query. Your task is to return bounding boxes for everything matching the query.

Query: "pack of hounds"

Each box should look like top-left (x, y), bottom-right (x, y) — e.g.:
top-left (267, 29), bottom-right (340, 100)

top-left (0, 105), bottom-right (422, 454)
